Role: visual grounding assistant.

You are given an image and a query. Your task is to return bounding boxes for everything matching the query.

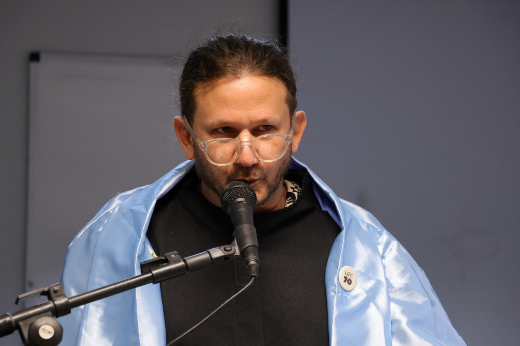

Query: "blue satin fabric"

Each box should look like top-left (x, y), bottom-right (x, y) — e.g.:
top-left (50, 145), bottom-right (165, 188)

top-left (60, 158), bottom-right (465, 345)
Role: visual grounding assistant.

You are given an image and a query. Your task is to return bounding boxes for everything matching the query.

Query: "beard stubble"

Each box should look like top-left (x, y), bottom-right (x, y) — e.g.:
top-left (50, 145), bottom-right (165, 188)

top-left (194, 147), bottom-right (291, 208)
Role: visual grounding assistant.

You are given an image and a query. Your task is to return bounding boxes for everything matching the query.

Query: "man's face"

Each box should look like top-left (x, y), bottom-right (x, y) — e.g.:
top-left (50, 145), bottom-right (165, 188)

top-left (175, 75), bottom-right (306, 213)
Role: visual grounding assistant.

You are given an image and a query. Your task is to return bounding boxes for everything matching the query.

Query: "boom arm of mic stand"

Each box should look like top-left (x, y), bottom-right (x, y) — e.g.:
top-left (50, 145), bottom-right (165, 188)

top-left (140, 240), bottom-right (239, 283)
top-left (0, 241), bottom-right (240, 345)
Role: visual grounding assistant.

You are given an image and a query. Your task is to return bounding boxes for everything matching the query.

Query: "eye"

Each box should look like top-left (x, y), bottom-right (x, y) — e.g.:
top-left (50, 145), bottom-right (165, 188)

top-left (258, 125), bottom-right (273, 131)
top-left (216, 127), bottom-right (232, 134)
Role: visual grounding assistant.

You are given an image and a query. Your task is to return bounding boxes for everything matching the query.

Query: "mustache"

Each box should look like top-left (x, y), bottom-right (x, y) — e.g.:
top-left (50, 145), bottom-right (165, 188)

top-left (228, 168), bottom-right (266, 181)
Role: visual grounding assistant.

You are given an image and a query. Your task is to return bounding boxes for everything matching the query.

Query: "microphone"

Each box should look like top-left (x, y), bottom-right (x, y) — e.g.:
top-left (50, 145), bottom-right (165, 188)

top-left (220, 181), bottom-right (259, 278)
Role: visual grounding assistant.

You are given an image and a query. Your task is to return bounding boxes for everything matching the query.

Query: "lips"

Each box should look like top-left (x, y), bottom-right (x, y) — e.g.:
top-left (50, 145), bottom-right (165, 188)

top-left (238, 179), bottom-right (258, 186)
top-left (229, 169), bottom-right (265, 187)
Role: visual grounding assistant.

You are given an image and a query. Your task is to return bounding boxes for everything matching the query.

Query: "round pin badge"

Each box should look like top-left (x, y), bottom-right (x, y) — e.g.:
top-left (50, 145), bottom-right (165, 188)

top-left (339, 266), bottom-right (357, 291)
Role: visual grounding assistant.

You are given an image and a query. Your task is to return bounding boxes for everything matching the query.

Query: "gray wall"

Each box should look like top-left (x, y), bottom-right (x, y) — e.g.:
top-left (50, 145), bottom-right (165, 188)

top-left (290, 1), bottom-right (520, 345)
top-left (2, 1), bottom-right (519, 345)
top-left (0, 1), bottom-right (277, 345)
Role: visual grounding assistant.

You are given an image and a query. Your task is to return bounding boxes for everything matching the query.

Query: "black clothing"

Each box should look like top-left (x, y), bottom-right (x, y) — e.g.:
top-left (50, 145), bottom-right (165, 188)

top-left (147, 169), bottom-right (340, 345)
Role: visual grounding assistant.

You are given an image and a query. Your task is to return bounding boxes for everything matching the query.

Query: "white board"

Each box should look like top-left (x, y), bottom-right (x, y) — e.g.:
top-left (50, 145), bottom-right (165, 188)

top-left (26, 53), bottom-right (186, 294)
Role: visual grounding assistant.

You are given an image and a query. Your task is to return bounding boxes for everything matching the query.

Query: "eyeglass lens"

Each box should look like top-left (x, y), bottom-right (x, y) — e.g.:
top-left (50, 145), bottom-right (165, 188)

top-left (206, 136), bottom-right (288, 164)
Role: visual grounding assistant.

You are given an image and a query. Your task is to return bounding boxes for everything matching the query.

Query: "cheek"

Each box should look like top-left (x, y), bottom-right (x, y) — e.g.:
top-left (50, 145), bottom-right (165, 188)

top-left (265, 163), bottom-right (278, 176)
top-left (213, 166), bottom-right (235, 182)
top-left (263, 161), bottom-right (283, 180)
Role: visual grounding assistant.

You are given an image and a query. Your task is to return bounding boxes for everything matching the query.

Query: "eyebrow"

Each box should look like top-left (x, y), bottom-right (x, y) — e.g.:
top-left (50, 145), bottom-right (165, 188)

top-left (208, 117), bottom-right (280, 128)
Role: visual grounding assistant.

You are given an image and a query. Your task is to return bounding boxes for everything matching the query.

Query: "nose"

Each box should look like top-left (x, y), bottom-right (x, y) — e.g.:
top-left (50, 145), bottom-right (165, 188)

top-left (235, 131), bottom-right (258, 167)
top-left (236, 142), bottom-right (258, 167)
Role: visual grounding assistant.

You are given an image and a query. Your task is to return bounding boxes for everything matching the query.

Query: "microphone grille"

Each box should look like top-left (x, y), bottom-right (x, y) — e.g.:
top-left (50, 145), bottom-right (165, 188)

top-left (220, 181), bottom-right (257, 212)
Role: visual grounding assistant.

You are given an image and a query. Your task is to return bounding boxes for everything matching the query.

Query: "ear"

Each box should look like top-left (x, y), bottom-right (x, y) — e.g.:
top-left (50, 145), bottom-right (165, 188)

top-left (291, 111), bottom-right (307, 154)
top-left (173, 117), bottom-right (195, 160)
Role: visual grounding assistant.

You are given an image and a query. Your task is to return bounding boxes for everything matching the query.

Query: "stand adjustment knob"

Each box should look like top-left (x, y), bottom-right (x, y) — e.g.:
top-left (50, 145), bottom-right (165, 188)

top-left (28, 316), bottom-right (62, 346)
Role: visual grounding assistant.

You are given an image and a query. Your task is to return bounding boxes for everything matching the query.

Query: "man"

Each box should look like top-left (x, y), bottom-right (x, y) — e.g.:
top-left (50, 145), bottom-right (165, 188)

top-left (60, 35), bottom-right (466, 345)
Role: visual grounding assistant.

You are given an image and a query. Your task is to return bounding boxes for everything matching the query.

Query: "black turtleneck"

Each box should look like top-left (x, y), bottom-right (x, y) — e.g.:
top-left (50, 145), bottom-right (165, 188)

top-left (147, 168), bottom-right (340, 346)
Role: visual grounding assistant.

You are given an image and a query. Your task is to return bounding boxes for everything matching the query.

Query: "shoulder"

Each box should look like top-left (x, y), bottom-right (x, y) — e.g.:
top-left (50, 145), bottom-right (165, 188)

top-left (335, 196), bottom-right (416, 265)
top-left (337, 197), bottom-right (385, 232)
top-left (62, 160), bottom-right (195, 284)
top-left (71, 161), bottom-right (195, 241)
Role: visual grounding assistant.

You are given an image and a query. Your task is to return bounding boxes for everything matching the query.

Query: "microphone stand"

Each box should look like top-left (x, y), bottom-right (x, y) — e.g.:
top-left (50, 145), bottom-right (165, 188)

top-left (0, 241), bottom-right (241, 346)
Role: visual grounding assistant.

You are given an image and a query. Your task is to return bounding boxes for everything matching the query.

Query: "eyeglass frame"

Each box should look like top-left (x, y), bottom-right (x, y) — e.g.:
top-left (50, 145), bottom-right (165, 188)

top-left (181, 115), bottom-right (296, 166)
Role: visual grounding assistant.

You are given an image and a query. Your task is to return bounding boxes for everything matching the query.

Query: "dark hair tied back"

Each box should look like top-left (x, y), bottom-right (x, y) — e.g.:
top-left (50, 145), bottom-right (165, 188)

top-left (180, 35), bottom-right (297, 125)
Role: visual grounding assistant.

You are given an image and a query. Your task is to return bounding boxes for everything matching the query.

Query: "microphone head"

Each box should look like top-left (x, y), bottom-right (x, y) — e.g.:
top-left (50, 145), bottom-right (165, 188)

top-left (220, 181), bottom-right (257, 213)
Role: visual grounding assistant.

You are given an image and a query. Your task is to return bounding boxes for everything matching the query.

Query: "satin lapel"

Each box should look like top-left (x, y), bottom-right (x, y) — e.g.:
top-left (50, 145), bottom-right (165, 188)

top-left (76, 161), bottom-right (195, 345)
top-left (291, 157), bottom-right (392, 345)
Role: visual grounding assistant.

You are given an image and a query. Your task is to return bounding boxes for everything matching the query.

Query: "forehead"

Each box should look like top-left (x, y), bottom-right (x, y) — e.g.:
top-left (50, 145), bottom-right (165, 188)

top-left (192, 75), bottom-right (290, 126)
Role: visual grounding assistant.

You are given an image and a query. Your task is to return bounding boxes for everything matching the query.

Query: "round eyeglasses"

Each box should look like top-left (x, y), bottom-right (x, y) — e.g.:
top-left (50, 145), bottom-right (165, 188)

top-left (182, 116), bottom-right (295, 166)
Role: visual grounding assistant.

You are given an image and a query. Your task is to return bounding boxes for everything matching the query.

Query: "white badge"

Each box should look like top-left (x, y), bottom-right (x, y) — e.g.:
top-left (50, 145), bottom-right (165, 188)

top-left (339, 266), bottom-right (357, 291)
